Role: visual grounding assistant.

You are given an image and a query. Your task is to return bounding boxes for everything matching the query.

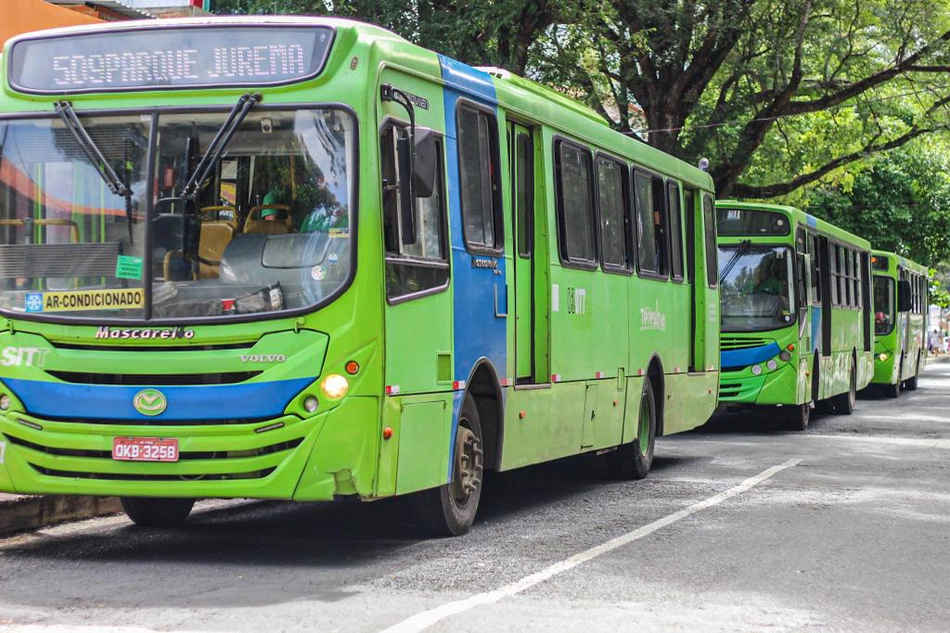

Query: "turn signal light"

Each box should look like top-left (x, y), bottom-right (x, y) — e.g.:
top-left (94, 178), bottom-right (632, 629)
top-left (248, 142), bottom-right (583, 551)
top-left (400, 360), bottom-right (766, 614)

top-left (345, 361), bottom-right (360, 375)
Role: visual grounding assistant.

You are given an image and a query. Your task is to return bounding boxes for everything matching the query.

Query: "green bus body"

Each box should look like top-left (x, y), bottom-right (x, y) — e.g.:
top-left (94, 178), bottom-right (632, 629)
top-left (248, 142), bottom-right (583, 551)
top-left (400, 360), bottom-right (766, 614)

top-left (0, 17), bottom-right (720, 530)
top-left (716, 201), bottom-right (873, 427)
top-left (870, 250), bottom-right (928, 395)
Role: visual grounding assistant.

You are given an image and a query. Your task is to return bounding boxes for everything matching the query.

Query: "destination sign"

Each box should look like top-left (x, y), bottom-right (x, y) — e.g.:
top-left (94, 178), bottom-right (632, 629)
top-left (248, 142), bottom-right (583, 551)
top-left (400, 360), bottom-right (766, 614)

top-left (8, 26), bottom-right (334, 94)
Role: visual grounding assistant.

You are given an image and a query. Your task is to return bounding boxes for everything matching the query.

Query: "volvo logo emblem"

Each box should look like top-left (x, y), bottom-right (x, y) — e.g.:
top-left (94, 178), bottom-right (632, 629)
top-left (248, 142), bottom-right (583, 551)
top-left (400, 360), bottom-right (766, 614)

top-left (133, 389), bottom-right (167, 416)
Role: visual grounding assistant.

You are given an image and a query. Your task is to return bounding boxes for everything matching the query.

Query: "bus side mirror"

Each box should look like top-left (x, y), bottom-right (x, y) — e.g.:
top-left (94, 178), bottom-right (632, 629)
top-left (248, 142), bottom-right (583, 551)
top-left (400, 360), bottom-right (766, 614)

top-left (396, 134), bottom-right (417, 245)
top-left (412, 128), bottom-right (436, 199)
top-left (897, 279), bottom-right (911, 312)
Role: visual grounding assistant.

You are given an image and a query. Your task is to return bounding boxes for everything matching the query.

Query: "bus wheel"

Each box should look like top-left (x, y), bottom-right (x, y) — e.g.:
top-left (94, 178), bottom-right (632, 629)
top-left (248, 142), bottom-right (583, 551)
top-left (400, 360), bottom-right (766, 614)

top-left (885, 380), bottom-right (901, 399)
top-left (905, 355), bottom-right (920, 391)
top-left (832, 363), bottom-right (857, 415)
top-left (412, 394), bottom-right (484, 536)
top-left (120, 497), bottom-right (194, 528)
top-left (606, 379), bottom-right (656, 480)
top-left (784, 402), bottom-right (810, 431)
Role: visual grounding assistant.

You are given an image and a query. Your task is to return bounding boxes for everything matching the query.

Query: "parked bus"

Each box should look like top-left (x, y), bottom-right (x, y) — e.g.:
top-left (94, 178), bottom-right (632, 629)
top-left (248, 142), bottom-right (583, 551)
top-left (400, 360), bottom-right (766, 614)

top-left (0, 17), bottom-right (720, 535)
top-left (870, 251), bottom-right (928, 396)
top-left (716, 201), bottom-right (873, 429)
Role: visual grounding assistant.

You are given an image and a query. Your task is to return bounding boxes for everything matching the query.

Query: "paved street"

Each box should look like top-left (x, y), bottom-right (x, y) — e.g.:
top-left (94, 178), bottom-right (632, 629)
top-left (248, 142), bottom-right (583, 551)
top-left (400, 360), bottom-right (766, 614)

top-left (1, 364), bottom-right (948, 633)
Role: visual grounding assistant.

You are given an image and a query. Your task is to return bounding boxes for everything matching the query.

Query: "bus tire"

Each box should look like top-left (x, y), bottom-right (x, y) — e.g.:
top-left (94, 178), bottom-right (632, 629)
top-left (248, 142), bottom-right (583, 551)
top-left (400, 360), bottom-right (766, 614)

top-left (606, 379), bottom-right (657, 480)
top-left (905, 354), bottom-right (920, 391)
top-left (120, 497), bottom-right (194, 528)
top-left (885, 380), bottom-right (900, 398)
top-left (784, 402), bottom-right (810, 431)
top-left (412, 393), bottom-right (484, 536)
top-left (832, 361), bottom-right (856, 415)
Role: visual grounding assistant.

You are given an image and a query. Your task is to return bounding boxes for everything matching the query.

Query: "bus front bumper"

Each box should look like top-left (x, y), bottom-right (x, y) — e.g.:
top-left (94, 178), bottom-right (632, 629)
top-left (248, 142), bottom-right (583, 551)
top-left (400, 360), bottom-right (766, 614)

top-left (0, 396), bottom-right (380, 502)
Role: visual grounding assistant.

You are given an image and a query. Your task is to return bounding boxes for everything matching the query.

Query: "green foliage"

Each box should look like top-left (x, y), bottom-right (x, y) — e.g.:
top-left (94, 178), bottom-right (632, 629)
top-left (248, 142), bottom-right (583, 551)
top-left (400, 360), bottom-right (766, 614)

top-left (804, 138), bottom-right (950, 265)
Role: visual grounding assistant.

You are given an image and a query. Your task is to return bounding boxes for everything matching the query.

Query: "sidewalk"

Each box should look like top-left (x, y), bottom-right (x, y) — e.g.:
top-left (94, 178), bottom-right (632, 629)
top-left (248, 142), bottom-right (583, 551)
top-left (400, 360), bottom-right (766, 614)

top-left (0, 493), bottom-right (121, 536)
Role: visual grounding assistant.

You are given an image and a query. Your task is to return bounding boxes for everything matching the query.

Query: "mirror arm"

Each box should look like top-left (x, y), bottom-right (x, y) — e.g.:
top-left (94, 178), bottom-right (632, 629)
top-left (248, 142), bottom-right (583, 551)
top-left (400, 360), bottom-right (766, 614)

top-left (381, 84), bottom-right (419, 244)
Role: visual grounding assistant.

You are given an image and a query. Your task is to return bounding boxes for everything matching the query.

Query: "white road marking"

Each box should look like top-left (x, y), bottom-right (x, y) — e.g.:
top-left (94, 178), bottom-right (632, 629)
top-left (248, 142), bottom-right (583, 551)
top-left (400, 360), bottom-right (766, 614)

top-left (0, 627), bottom-right (200, 633)
top-left (807, 434), bottom-right (950, 450)
top-left (379, 458), bottom-right (801, 633)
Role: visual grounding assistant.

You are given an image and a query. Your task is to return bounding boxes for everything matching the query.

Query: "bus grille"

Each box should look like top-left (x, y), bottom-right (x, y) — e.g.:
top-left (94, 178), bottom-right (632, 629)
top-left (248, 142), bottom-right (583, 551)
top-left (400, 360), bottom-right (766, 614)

top-left (721, 337), bottom-right (770, 350)
top-left (4, 433), bottom-right (302, 460)
top-left (46, 371), bottom-right (260, 385)
top-left (719, 383), bottom-right (743, 398)
top-left (30, 465), bottom-right (276, 481)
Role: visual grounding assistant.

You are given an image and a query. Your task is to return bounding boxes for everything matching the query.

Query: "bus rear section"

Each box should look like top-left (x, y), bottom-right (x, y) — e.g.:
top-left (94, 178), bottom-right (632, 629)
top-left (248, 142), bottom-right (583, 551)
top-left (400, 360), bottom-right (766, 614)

top-left (716, 202), bottom-right (874, 430)
top-left (870, 251), bottom-right (928, 397)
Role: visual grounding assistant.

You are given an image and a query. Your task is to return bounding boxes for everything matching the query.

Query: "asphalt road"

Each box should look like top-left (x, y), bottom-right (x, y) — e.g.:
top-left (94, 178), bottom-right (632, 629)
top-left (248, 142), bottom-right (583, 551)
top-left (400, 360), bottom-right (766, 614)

top-left (1, 363), bottom-right (948, 633)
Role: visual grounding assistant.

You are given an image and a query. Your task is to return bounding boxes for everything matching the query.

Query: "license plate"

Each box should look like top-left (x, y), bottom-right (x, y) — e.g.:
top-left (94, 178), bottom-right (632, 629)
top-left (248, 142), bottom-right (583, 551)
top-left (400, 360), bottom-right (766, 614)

top-left (112, 437), bottom-right (179, 462)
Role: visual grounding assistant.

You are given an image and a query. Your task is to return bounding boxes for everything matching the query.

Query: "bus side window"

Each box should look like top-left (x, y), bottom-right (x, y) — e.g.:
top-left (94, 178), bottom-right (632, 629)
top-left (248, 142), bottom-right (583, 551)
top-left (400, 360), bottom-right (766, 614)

top-left (457, 104), bottom-right (501, 253)
top-left (702, 194), bottom-right (717, 288)
top-left (380, 124), bottom-right (449, 301)
top-left (810, 234), bottom-right (821, 305)
top-left (830, 245), bottom-right (839, 306)
top-left (633, 170), bottom-right (669, 277)
top-left (595, 155), bottom-right (630, 272)
top-left (554, 140), bottom-right (596, 266)
top-left (667, 181), bottom-right (684, 281)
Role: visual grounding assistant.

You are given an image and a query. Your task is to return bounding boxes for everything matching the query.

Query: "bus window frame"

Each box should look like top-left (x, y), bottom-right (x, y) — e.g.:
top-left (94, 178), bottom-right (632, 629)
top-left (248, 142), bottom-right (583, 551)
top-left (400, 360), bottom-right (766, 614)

top-left (553, 135), bottom-right (598, 271)
top-left (455, 99), bottom-right (504, 257)
top-left (379, 117), bottom-right (451, 305)
top-left (0, 102), bottom-right (361, 327)
top-left (632, 166), bottom-right (670, 281)
top-left (593, 151), bottom-right (633, 276)
top-left (666, 180), bottom-right (684, 283)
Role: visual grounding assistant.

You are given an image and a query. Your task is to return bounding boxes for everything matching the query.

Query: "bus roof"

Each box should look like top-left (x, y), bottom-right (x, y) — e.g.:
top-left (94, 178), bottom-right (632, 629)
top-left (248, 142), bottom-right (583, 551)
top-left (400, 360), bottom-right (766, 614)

top-left (716, 199), bottom-right (871, 249)
top-left (872, 249), bottom-right (929, 275)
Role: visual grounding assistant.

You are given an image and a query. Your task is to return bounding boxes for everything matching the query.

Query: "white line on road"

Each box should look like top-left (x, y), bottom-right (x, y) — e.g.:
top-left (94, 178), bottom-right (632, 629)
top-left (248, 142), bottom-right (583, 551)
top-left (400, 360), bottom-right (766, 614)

top-left (379, 458), bottom-right (801, 633)
top-left (807, 434), bottom-right (950, 450)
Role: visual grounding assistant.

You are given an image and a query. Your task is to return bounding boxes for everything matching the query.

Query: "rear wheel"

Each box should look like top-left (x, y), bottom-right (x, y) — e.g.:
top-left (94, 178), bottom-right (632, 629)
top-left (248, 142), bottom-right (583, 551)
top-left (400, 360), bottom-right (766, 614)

top-left (884, 380), bottom-right (901, 398)
top-left (411, 393), bottom-right (484, 536)
top-left (120, 497), bottom-right (194, 528)
top-left (605, 379), bottom-right (657, 480)
top-left (832, 361), bottom-right (857, 415)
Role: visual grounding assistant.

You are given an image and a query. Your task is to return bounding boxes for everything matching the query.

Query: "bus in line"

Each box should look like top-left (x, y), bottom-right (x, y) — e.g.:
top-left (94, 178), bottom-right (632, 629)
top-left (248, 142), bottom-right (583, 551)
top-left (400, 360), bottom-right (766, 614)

top-left (716, 201), bottom-right (874, 430)
top-left (870, 251), bottom-right (928, 397)
top-left (0, 17), bottom-right (720, 535)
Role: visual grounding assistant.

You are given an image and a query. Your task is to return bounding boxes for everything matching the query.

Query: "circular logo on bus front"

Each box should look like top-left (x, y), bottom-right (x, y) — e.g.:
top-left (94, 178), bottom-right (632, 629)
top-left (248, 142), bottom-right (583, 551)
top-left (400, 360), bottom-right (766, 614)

top-left (133, 389), bottom-right (167, 416)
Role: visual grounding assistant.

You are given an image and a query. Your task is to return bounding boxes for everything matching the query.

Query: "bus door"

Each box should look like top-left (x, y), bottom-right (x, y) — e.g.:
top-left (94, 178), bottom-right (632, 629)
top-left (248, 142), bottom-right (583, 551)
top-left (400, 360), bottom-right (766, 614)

top-left (684, 189), bottom-right (705, 372)
top-left (508, 122), bottom-right (547, 384)
top-left (818, 235), bottom-right (832, 356)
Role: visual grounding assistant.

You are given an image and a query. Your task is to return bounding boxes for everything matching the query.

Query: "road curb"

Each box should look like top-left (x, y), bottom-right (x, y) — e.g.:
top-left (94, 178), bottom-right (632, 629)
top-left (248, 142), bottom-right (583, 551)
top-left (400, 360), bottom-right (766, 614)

top-left (0, 495), bottom-right (121, 537)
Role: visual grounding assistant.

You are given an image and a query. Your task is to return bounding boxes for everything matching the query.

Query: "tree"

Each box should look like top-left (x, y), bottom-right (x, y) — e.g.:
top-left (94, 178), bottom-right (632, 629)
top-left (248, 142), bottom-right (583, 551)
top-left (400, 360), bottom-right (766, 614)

top-left (805, 138), bottom-right (950, 265)
top-left (530, 0), bottom-right (950, 197)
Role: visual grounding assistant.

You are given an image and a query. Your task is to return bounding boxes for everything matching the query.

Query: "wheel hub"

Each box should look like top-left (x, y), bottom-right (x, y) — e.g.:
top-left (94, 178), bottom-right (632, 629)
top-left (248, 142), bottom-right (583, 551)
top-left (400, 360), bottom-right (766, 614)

top-left (452, 425), bottom-right (483, 505)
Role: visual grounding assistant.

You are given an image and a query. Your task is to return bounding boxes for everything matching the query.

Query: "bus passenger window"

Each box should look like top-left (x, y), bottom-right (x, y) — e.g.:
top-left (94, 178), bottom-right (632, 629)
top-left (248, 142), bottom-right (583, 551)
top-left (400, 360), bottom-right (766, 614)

top-left (634, 171), bottom-right (668, 276)
top-left (702, 194), bottom-right (717, 287)
top-left (457, 105), bottom-right (500, 252)
top-left (596, 157), bottom-right (628, 270)
top-left (555, 141), bottom-right (596, 264)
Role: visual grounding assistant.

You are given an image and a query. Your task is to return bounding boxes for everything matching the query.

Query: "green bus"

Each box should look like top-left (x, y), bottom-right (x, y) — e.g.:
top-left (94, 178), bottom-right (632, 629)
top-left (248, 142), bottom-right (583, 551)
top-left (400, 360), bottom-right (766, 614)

top-left (0, 17), bottom-right (720, 535)
top-left (871, 251), bottom-right (928, 396)
top-left (716, 201), bottom-right (874, 429)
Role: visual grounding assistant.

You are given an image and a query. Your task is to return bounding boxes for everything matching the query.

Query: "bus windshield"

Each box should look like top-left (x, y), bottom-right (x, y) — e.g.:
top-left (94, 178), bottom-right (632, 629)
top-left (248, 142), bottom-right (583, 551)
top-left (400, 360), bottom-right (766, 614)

top-left (718, 244), bottom-right (796, 331)
top-left (0, 107), bottom-right (355, 320)
top-left (874, 275), bottom-right (894, 335)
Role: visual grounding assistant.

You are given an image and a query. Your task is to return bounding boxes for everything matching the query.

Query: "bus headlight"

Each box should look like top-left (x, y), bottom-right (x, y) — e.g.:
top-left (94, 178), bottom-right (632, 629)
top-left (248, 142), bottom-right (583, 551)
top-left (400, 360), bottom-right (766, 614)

top-left (751, 365), bottom-right (763, 376)
top-left (779, 350), bottom-right (791, 362)
top-left (0, 395), bottom-right (9, 410)
top-left (766, 360), bottom-right (778, 371)
top-left (879, 353), bottom-right (888, 362)
top-left (321, 374), bottom-right (349, 399)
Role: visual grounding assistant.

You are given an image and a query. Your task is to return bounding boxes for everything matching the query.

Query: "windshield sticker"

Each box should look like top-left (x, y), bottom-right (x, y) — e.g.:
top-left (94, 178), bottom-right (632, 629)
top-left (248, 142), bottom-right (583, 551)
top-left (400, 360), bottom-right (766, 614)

top-left (328, 227), bottom-right (349, 238)
top-left (115, 255), bottom-right (143, 280)
top-left (26, 289), bottom-right (144, 313)
top-left (311, 266), bottom-right (327, 281)
top-left (95, 326), bottom-right (194, 340)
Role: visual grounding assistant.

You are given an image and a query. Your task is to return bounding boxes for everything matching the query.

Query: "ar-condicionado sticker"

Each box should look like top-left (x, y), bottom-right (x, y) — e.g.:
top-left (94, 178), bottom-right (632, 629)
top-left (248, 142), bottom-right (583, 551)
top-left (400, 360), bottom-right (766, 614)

top-left (25, 289), bottom-right (144, 313)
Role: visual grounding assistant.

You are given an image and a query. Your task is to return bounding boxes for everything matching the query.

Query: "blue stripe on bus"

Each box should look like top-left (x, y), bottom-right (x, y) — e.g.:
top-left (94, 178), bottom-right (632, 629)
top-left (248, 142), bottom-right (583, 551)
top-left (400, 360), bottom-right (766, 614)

top-left (721, 342), bottom-right (782, 370)
top-left (4, 377), bottom-right (313, 421)
top-left (439, 55), bottom-right (506, 482)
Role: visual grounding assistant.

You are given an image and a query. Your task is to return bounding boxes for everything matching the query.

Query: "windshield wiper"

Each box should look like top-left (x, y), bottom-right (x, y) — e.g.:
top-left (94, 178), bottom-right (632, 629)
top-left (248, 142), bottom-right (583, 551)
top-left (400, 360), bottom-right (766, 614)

top-left (55, 101), bottom-right (130, 198)
top-left (181, 92), bottom-right (261, 199)
top-left (55, 101), bottom-right (135, 244)
top-left (718, 239), bottom-right (751, 285)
